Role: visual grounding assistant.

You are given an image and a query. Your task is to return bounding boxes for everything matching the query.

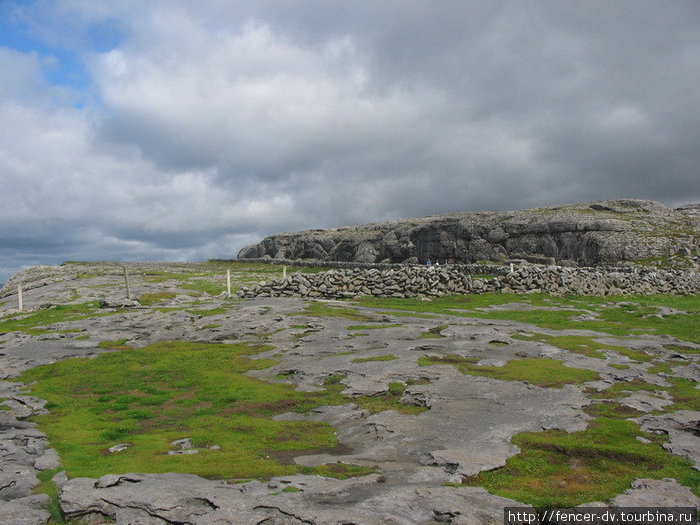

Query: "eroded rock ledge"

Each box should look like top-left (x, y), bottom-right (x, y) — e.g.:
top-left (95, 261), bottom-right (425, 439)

top-left (238, 199), bottom-right (699, 268)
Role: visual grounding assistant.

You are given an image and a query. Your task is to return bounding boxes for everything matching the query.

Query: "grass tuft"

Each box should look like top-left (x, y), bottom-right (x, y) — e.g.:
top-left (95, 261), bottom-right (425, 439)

top-left (351, 354), bottom-right (397, 363)
top-left (418, 354), bottom-right (598, 388)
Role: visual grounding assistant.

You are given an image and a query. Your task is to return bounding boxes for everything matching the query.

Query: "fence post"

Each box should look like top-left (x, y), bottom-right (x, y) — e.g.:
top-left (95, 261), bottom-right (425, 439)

top-left (283, 266), bottom-right (287, 279)
top-left (17, 283), bottom-right (23, 312)
top-left (510, 262), bottom-right (514, 275)
top-left (226, 269), bottom-right (231, 297)
top-left (123, 266), bottom-right (132, 300)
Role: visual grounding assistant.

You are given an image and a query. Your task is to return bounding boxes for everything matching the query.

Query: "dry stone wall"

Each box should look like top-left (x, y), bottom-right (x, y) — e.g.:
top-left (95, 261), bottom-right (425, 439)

top-left (236, 263), bottom-right (700, 299)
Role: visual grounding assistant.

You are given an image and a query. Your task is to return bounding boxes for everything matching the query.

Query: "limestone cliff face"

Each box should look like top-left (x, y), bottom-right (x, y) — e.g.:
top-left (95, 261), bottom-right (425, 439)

top-left (238, 199), bottom-right (699, 267)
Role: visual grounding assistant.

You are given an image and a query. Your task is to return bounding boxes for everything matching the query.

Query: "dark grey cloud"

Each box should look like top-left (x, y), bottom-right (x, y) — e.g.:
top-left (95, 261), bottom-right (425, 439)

top-left (1, 0), bottom-right (698, 283)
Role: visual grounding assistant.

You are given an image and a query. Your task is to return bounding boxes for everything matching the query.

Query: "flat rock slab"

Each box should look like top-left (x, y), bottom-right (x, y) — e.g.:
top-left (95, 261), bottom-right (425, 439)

top-left (0, 495), bottom-right (50, 525)
top-left (610, 478), bottom-right (700, 507)
top-left (638, 411), bottom-right (700, 469)
top-left (60, 472), bottom-right (526, 525)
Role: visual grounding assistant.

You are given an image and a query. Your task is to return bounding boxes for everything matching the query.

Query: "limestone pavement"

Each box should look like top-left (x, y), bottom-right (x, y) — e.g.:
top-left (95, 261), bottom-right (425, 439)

top-left (0, 262), bottom-right (698, 524)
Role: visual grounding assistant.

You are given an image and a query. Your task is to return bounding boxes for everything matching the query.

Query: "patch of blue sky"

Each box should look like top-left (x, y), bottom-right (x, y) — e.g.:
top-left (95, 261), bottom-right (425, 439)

top-left (0, 2), bottom-right (127, 107)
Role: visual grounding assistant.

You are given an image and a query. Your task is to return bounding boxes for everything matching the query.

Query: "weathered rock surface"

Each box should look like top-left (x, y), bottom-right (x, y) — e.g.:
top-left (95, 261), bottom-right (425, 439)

top-left (238, 199), bottom-right (699, 268)
top-left (60, 472), bottom-right (527, 524)
top-left (638, 411), bottom-right (700, 469)
top-left (609, 478), bottom-right (700, 507)
top-left (0, 495), bottom-right (50, 525)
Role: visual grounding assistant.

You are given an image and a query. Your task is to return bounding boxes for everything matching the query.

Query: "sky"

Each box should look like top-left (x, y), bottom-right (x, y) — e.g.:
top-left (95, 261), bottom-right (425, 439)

top-left (1, 0), bottom-right (699, 284)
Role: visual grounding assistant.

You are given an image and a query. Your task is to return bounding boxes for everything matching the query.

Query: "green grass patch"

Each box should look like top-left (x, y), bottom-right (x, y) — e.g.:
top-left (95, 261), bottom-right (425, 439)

top-left (608, 363), bottom-right (630, 370)
top-left (647, 362), bottom-right (673, 375)
top-left (187, 307), bottom-right (227, 317)
top-left (664, 377), bottom-right (700, 412)
top-left (97, 338), bottom-right (134, 350)
top-left (15, 341), bottom-right (419, 481)
top-left (418, 354), bottom-right (598, 388)
top-left (584, 401), bottom-right (645, 419)
top-left (513, 333), bottom-right (606, 359)
top-left (34, 468), bottom-right (65, 524)
top-left (420, 324), bottom-right (448, 338)
top-left (179, 279), bottom-right (226, 296)
top-left (347, 323), bottom-right (402, 330)
top-left (0, 303), bottom-right (102, 335)
top-left (351, 354), bottom-right (397, 363)
top-left (15, 342), bottom-right (360, 480)
top-left (322, 373), bottom-right (345, 385)
top-left (512, 333), bottom-right (653, 362)
top-left (460, 415), bottom-right (699, 509)
top-left (138, 291), bottom-right (177, 305)
top-left (664, 343), bottom-right (700, 354)
top-left (197, 324), bottom-right (222, 330)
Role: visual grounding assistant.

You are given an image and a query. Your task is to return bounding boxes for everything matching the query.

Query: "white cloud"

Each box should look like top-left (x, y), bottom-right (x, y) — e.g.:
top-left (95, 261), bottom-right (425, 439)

top-left (92, 18), bottom-right (441, 180)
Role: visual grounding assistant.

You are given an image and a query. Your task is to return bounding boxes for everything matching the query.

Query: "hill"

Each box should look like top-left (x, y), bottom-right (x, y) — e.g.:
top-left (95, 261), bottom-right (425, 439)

top-left (238, 199), bottom-right (699, 268)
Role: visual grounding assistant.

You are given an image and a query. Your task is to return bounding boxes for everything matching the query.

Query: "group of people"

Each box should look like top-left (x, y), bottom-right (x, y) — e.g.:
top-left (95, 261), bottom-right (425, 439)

top-left (425, 258), bottom-right (452, 266)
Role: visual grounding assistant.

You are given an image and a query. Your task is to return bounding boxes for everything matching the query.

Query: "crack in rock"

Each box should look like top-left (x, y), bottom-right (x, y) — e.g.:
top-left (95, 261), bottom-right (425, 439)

top-left (254, 505), bottom-right (316, 524)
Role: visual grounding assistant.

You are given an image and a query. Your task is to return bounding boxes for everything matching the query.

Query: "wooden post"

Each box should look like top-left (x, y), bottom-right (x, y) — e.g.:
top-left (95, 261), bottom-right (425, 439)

top-left (283, 266), bottom-right (287, 279)
top-left (509, 262), bottom-right (514, 275)
top-left (226, 269), bottom-right (231, 297)
top-left (123, 266), bottom-right (132, 300)
top-left (17, 283), bottom-right (23, 312)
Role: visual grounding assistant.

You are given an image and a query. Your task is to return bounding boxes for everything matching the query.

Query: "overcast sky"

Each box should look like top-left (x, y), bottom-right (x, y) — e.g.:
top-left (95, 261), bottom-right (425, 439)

top-left (1, 1), bottom-right (699, 284)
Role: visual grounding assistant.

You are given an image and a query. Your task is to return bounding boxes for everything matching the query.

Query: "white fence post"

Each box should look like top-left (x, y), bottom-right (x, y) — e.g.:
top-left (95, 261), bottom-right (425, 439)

top-left (123, 266), bottom-right (132, 300)
top-left (17, 283), bottom-right (23, 312)
top-left (283, 266), bottom-right (287, 279)
top-left (226, 269), bottom-right (232, 297)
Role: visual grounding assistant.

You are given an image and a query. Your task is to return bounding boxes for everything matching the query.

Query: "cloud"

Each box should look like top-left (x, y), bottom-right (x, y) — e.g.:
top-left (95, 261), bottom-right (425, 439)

top-left (1, 1), bottom-right (699, 283)
top-left (93, 19), bottom-right (439, 176)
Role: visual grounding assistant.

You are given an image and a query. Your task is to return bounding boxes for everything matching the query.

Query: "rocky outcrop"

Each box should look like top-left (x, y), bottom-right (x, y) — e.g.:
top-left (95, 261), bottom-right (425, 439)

top-left (238, 199), bottom-right (699, 268)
